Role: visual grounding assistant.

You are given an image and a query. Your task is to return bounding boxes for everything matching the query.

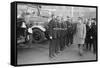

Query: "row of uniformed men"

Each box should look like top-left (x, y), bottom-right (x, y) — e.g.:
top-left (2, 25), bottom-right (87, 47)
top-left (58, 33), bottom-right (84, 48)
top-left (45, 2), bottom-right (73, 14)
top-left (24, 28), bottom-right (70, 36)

top-left (47, 16), bottom-right (76, 58)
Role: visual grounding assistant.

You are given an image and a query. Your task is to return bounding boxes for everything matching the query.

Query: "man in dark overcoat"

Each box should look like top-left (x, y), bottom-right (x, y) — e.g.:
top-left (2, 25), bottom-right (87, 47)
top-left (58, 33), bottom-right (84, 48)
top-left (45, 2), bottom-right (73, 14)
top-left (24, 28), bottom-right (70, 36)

top-left (89, 19), bottom-right (97, 54)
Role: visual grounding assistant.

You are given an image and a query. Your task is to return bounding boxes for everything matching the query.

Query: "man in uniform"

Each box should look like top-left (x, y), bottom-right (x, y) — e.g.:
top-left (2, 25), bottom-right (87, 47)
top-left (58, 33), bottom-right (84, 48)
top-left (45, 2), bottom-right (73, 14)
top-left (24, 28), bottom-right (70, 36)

top-left (65, 16), bottom-right (72, 47)
top-left (48, 15), bottom-right (59, 58)
top-left (54, 16), bottom-right (61, 55)
top-left (48, 16), bottom-right (55, 58)
top-left (59, 17), bottom-right (66, 51)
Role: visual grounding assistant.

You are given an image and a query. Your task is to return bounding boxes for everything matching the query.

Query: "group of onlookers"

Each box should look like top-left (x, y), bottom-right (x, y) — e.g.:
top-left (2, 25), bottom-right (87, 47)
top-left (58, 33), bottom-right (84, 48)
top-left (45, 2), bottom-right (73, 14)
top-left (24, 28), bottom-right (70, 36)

top-left (85, 18), bottom-right (97, 54)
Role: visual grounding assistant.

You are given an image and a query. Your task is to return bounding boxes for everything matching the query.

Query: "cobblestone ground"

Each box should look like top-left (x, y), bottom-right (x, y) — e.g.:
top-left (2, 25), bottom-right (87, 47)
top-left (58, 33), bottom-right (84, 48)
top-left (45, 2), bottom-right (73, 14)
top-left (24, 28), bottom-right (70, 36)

top-left (17, 41), bottom-right (96, 65)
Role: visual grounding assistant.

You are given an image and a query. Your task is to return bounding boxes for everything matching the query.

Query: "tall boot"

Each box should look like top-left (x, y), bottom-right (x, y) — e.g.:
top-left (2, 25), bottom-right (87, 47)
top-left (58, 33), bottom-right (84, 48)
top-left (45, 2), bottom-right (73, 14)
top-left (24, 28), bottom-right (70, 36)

top-left (78, 44), bottom-right (83, 56)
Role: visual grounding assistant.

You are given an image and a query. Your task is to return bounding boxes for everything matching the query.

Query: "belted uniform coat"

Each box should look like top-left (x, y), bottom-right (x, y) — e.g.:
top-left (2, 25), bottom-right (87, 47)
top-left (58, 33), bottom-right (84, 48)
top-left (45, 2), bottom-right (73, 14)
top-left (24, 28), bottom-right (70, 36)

top-left (73, 22), bottom-right (86, 45)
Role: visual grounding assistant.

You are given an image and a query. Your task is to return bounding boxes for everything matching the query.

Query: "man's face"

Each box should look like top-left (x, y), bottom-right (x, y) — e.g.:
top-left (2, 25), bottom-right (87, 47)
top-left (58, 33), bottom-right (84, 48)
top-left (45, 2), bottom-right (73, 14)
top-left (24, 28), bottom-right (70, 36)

top-left (92, 20), bottom-right (96, 25)
top-left (91, 20), bottom-right (94, 23)
top-left (78, 19), bottom-right (82, 24)
top-left (88, 20), bottom-right (92, 27)
top-left (67, 17), bottom-right (70, 21)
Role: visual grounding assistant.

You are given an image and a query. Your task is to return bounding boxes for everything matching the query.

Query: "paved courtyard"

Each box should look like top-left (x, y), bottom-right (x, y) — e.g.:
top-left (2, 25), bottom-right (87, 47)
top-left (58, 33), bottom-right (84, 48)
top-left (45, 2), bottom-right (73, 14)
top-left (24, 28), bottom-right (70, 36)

top-left (17, 41), bottom-right (96, 65)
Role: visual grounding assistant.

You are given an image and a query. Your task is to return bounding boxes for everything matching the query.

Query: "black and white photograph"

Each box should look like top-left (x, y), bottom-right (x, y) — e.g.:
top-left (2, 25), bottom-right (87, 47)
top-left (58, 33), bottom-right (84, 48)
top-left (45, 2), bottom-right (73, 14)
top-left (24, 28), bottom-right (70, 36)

top-left (15, 2), bottom-right (97, 65)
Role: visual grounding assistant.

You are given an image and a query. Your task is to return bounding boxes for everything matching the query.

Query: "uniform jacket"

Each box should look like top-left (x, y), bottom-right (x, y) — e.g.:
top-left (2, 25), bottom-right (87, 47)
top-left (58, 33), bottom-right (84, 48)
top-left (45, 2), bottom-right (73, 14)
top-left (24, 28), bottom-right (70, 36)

top-left (48, 19), bottom-right (58, 39)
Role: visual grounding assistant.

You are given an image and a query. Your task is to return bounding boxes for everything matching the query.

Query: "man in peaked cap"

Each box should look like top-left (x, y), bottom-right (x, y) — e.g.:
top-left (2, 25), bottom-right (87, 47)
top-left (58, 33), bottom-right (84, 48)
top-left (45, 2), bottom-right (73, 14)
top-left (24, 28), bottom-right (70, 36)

top-left (58, 17), bottom-right (66, 51)
top-left (54, 16), bottom-right (61, 55)
top-left (48, 15), bottom-right (59, 58)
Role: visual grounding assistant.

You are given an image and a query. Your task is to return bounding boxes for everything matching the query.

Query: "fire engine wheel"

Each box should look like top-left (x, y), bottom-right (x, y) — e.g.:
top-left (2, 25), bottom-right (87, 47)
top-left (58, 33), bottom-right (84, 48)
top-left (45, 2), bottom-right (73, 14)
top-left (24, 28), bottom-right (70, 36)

top-left (32, 28), bottom-right (45, 43)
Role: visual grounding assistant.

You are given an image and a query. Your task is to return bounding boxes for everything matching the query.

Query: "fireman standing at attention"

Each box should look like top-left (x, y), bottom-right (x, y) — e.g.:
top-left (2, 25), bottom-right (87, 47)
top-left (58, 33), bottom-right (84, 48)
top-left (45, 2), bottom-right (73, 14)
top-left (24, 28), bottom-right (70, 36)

top-left (54, 16), bottom-right (61, 55)
top-left (59, 17), bottom-right (66, 51)
top-left (48, 15), bottom-right (58, 58)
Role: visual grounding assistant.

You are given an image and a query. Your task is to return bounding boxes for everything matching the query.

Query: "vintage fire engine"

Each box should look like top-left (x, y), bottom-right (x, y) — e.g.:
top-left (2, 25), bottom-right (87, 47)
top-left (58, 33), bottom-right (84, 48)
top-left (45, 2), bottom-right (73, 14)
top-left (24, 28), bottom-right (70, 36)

top-left (25, 15), bottom-right (50, 43)
top-left (17, 4), bottom-right (51, 44)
